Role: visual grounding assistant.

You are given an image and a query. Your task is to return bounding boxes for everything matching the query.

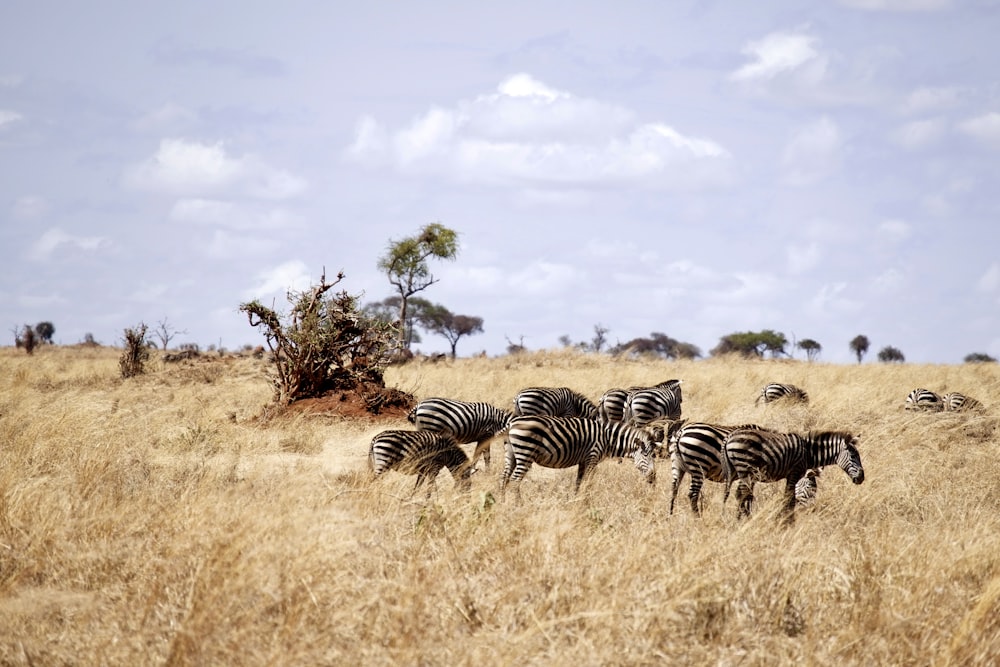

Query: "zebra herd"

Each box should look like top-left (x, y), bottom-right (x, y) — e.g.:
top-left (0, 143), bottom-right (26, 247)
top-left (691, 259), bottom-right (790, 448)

top-left (904, 388), bottom-right (985, 413)
top-left (367, 379), bottom-right (879, 521)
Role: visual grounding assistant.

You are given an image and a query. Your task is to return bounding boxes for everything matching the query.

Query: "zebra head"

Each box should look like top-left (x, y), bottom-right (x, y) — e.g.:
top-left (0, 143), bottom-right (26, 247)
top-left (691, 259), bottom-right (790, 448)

top-left (836, 435), bottom-right (865, 485)
top-left (631, 431), bottom-right (659, 484)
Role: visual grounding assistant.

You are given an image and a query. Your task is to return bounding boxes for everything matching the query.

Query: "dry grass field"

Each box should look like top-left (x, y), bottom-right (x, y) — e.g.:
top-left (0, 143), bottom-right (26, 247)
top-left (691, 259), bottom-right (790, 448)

top-left (2, 345), bottom-right (999, 666)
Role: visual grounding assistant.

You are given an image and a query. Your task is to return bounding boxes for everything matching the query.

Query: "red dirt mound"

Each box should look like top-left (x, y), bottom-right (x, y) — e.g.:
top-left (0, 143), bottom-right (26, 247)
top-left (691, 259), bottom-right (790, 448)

top-left (282, 384), bottom-right (414, 421)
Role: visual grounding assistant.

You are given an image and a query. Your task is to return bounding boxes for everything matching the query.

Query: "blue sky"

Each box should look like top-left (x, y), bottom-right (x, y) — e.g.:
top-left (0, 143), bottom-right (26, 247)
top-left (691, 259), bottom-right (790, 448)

top-left (2, 0), bottom-right (999, 363)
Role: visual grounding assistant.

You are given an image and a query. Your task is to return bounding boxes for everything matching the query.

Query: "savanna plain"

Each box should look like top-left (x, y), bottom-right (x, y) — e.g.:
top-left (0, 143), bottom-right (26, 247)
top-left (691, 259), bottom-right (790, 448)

top-left (1, 345), bottom-right (999, 666)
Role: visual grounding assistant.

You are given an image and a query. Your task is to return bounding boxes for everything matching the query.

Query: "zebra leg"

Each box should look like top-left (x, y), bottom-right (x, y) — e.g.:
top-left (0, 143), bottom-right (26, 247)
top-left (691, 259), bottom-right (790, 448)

top-left (669, 468), bottom-right (685, 515)
top-left (575, 462), bottom-right (591, 494)
top-left (472, 439), bottom-right (491, 471)
top-left (735, 479), bottom-right (754, 518)
top-left (782, 478), bottom-right (798, 524)
top-left (688, 473), bottom-right (704, 516)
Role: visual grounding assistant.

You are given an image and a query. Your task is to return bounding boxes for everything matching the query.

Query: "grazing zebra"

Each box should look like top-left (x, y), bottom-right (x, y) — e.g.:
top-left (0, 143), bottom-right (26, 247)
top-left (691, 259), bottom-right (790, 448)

top-left (905, 388), bottom-right (944, 411)
top-left (598, 379), bottom-right (681, 423)
top-left (668, 422), bottom-right (763, 515)
top-left (501, 416), bottom-right (661, 500)
top-left (368, 430), bottom-right (472, 497)
top-left (941, 392), bottom-right (985, 413)
top-left (407, 398), bottom-right (514, 470)
top-left (756, 383), bottom-right (809, 405)
top-left (512, 387), bottom-right (599, 420)
top-left (722, 428), bottom-right (864, 521)
top-left (623, 383), bottom-right (682, 427)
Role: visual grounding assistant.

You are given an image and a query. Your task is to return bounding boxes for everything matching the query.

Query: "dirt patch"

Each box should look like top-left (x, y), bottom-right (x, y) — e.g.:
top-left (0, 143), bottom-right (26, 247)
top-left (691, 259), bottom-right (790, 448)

top-left (280, 384), bottom-right (414, 421)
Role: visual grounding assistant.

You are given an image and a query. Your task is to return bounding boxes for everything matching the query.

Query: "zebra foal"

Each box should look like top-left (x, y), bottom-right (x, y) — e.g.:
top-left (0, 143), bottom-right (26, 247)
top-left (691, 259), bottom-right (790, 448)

top-left (512, 387), bottom-right (599, 420)
top-left (369, 430), bottom-right (472, 497)
top-left (723, 428), bottom-right (864, 522)
top-left (756, 383), bottom-right (809, 405)
top-left (501, 416), bottom-right (661, 500)
top-left (408, 397), bottom-right (514, 470)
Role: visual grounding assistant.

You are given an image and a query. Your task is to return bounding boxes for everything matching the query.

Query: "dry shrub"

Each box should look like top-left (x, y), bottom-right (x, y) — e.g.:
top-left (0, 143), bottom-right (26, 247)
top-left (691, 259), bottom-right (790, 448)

top-left (1, 346), bottom-right (999, 665)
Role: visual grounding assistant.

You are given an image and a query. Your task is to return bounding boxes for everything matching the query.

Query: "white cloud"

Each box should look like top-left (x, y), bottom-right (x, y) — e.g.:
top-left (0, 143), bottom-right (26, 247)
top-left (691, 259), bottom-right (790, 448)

top-left (345, 73), bottom-right (731, 191)
top-left (27, 228), bottom-right (108, 261)
top-left (839, 0), bottom-right (952, 10)
top-left (242, 260), bottom-right (313, 299)
top-left (781, 116), bottom-right (842, 186)
top-left (203, 229), bottom-right (278, 260)
top-left (787, 242), bottom-right (821, 274)
top-left (979, 262), bottom-right (1000, 292)
top-left (808, 282), bottom-right (860, 317)
top-left (11, 195), bottom-right (49, 220)
top-left (730, 30), bottom-right (825, 83)
top-left (878, 219), bottom-right (911, 242)
top-left (891, 118), bottom-right (946, 149)
top-left (873, 267), bottom-right (905, 293)
top-left (132, 103), bottom-right (198, 132)
top-left (169, 198), bottom-right (298, 230)
top-left (899, 86), bottom-right (962, 115)
top-left (508, 261), bottom-right (584, 295)
top-left (124, 138), bottom-right (307, 199)
top-left (956, 112), bottom-right (1000, 148)
top-left (0, 110), bottom-right (23, 128)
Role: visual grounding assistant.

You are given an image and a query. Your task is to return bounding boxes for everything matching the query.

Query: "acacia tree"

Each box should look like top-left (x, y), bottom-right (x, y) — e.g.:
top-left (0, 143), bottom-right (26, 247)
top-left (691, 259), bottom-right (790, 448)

top-left (34, 321), bottom-right (55, 344)
top-left (419, 303), bottom-right (484, 358)
top-left (850, 335), bottom-right (870, 364)
top-left (964, 352), bottom-right (997, 363)
top-left (711, 330), bottom-right (788, 358)
top-left (362, 296), bottom-right (432, 348)
top-left (151, 317), bottom-right (188, 350)
top-left (877, 346), bottom-right (905, 363)
top-left (377, 223), bottom-right (459, 352)
top-left (797, 338), bottom-right (822, 362)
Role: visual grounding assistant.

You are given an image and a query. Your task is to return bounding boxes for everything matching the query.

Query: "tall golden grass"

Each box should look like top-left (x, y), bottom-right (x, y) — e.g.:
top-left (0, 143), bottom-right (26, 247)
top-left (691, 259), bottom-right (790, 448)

top-left (1, 345), bottom-right (999, 665)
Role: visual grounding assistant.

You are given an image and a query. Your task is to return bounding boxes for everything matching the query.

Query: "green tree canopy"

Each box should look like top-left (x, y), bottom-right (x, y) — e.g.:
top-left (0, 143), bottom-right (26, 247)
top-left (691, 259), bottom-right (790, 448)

top-left (711, 330), bottom-right (787, 358)
top-left (418, 303), bottom-right (484, 358)
top-left (964, 352), bottom-right (997, 363)
top-left (797, 338), bottom-right (822, 361)
top-left (877, 346), bottom-right (905, 363)
top-left (34, 321), bottom-right (55, 344)
top-left (377, 223), bottom-right (459, 351)
top-left (849, 335), bottom-right (870, 364)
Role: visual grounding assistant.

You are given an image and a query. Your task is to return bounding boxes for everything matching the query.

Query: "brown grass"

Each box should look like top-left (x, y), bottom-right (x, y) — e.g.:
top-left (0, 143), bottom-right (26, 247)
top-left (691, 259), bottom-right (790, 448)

top-left (1, 346), bottom-right (999, 665)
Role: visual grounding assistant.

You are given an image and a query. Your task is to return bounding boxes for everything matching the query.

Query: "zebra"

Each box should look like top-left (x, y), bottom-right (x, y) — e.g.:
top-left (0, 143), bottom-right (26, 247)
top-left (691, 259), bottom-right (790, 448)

top-left (756, 383), bottom-right (809, 405)
top-left (622, 383), bottom-right (682, 427)
top-left (598, 379), bottom-right (681, 423)
top-left (668, 421), bottom-right (764, 515)
top-left (794, 468), bottom-right (821, 507)
top-left (407, 398), bottom-right (514, 470)
top-left (368, 429), bottom-right (472, 497)
top-left (941, 392), bottom-right (985, 413)
top-left (722, 428), bottom-right (865, 522)
top-left (905, 388), bottom-right (944, 411)
top-left (500, 416), bottom-right (661, 500)
top-left (512, 387), bottom-right (599, 420)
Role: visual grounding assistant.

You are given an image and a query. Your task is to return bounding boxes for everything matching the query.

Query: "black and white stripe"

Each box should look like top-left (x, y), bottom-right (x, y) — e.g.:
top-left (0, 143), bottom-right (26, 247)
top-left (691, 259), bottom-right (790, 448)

top-left (598, 379), bottom-right (681, 423)
top-left (905, 388), bottom-right (944, 411)
top-left (723, 429), bottom-right (864, 521)
top-left (941, 392), bottom-right (985, 413)
top-left (369, 430), bottom-right (472, 496)
top-left (623, 383), bottom-right (682, 427)
top-left (756, 383), bottom-right (809, 405)
top-left (794, 468), bottom-right (820, 507)
top-left (668, 422), bottom-right (762, 515)
top-left (512, 387), bottom-right (599, 420)
top-left (408, 398), bottom-right (514, 470)
top-left (501, 416), bottom-right (661, 498)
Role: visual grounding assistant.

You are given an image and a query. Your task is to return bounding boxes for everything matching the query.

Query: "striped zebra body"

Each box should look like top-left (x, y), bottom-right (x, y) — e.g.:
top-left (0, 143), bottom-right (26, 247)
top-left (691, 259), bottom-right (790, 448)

top-left (942, 392), bottom-right (985, 413)
top-left (794, 469), bottom-right (820, 507)
top-left (756, 383), bottom-right (809, 405)
top-left (369, 430), bottom-right (472, 496)
top-left (407, 398), bottom-right (514, 470)
top-left (501, 416), bottom-right (660, 499)
top-left (723, 429), bottom-right (864, 521)
top-left (668, 422), bottom-right (762, 515)
top-left (905, 388), bottom-right (944, 411)
top-left (599, 379), bottom-right (681, 423)
top-left (623, 384), bottom-right (682, 427)
top-left (513, 387), bottom-right (599, 420)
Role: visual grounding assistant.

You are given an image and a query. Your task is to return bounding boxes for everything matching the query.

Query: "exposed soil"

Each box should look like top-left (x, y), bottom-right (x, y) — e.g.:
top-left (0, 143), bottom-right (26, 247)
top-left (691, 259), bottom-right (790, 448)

top-left (281, 384), bottom-right (414, 421)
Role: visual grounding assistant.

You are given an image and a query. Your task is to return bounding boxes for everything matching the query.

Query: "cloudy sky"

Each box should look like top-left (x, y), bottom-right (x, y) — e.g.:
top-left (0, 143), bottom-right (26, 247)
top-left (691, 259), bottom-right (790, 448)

top-left (2, 1), bottom-right (999, 363)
